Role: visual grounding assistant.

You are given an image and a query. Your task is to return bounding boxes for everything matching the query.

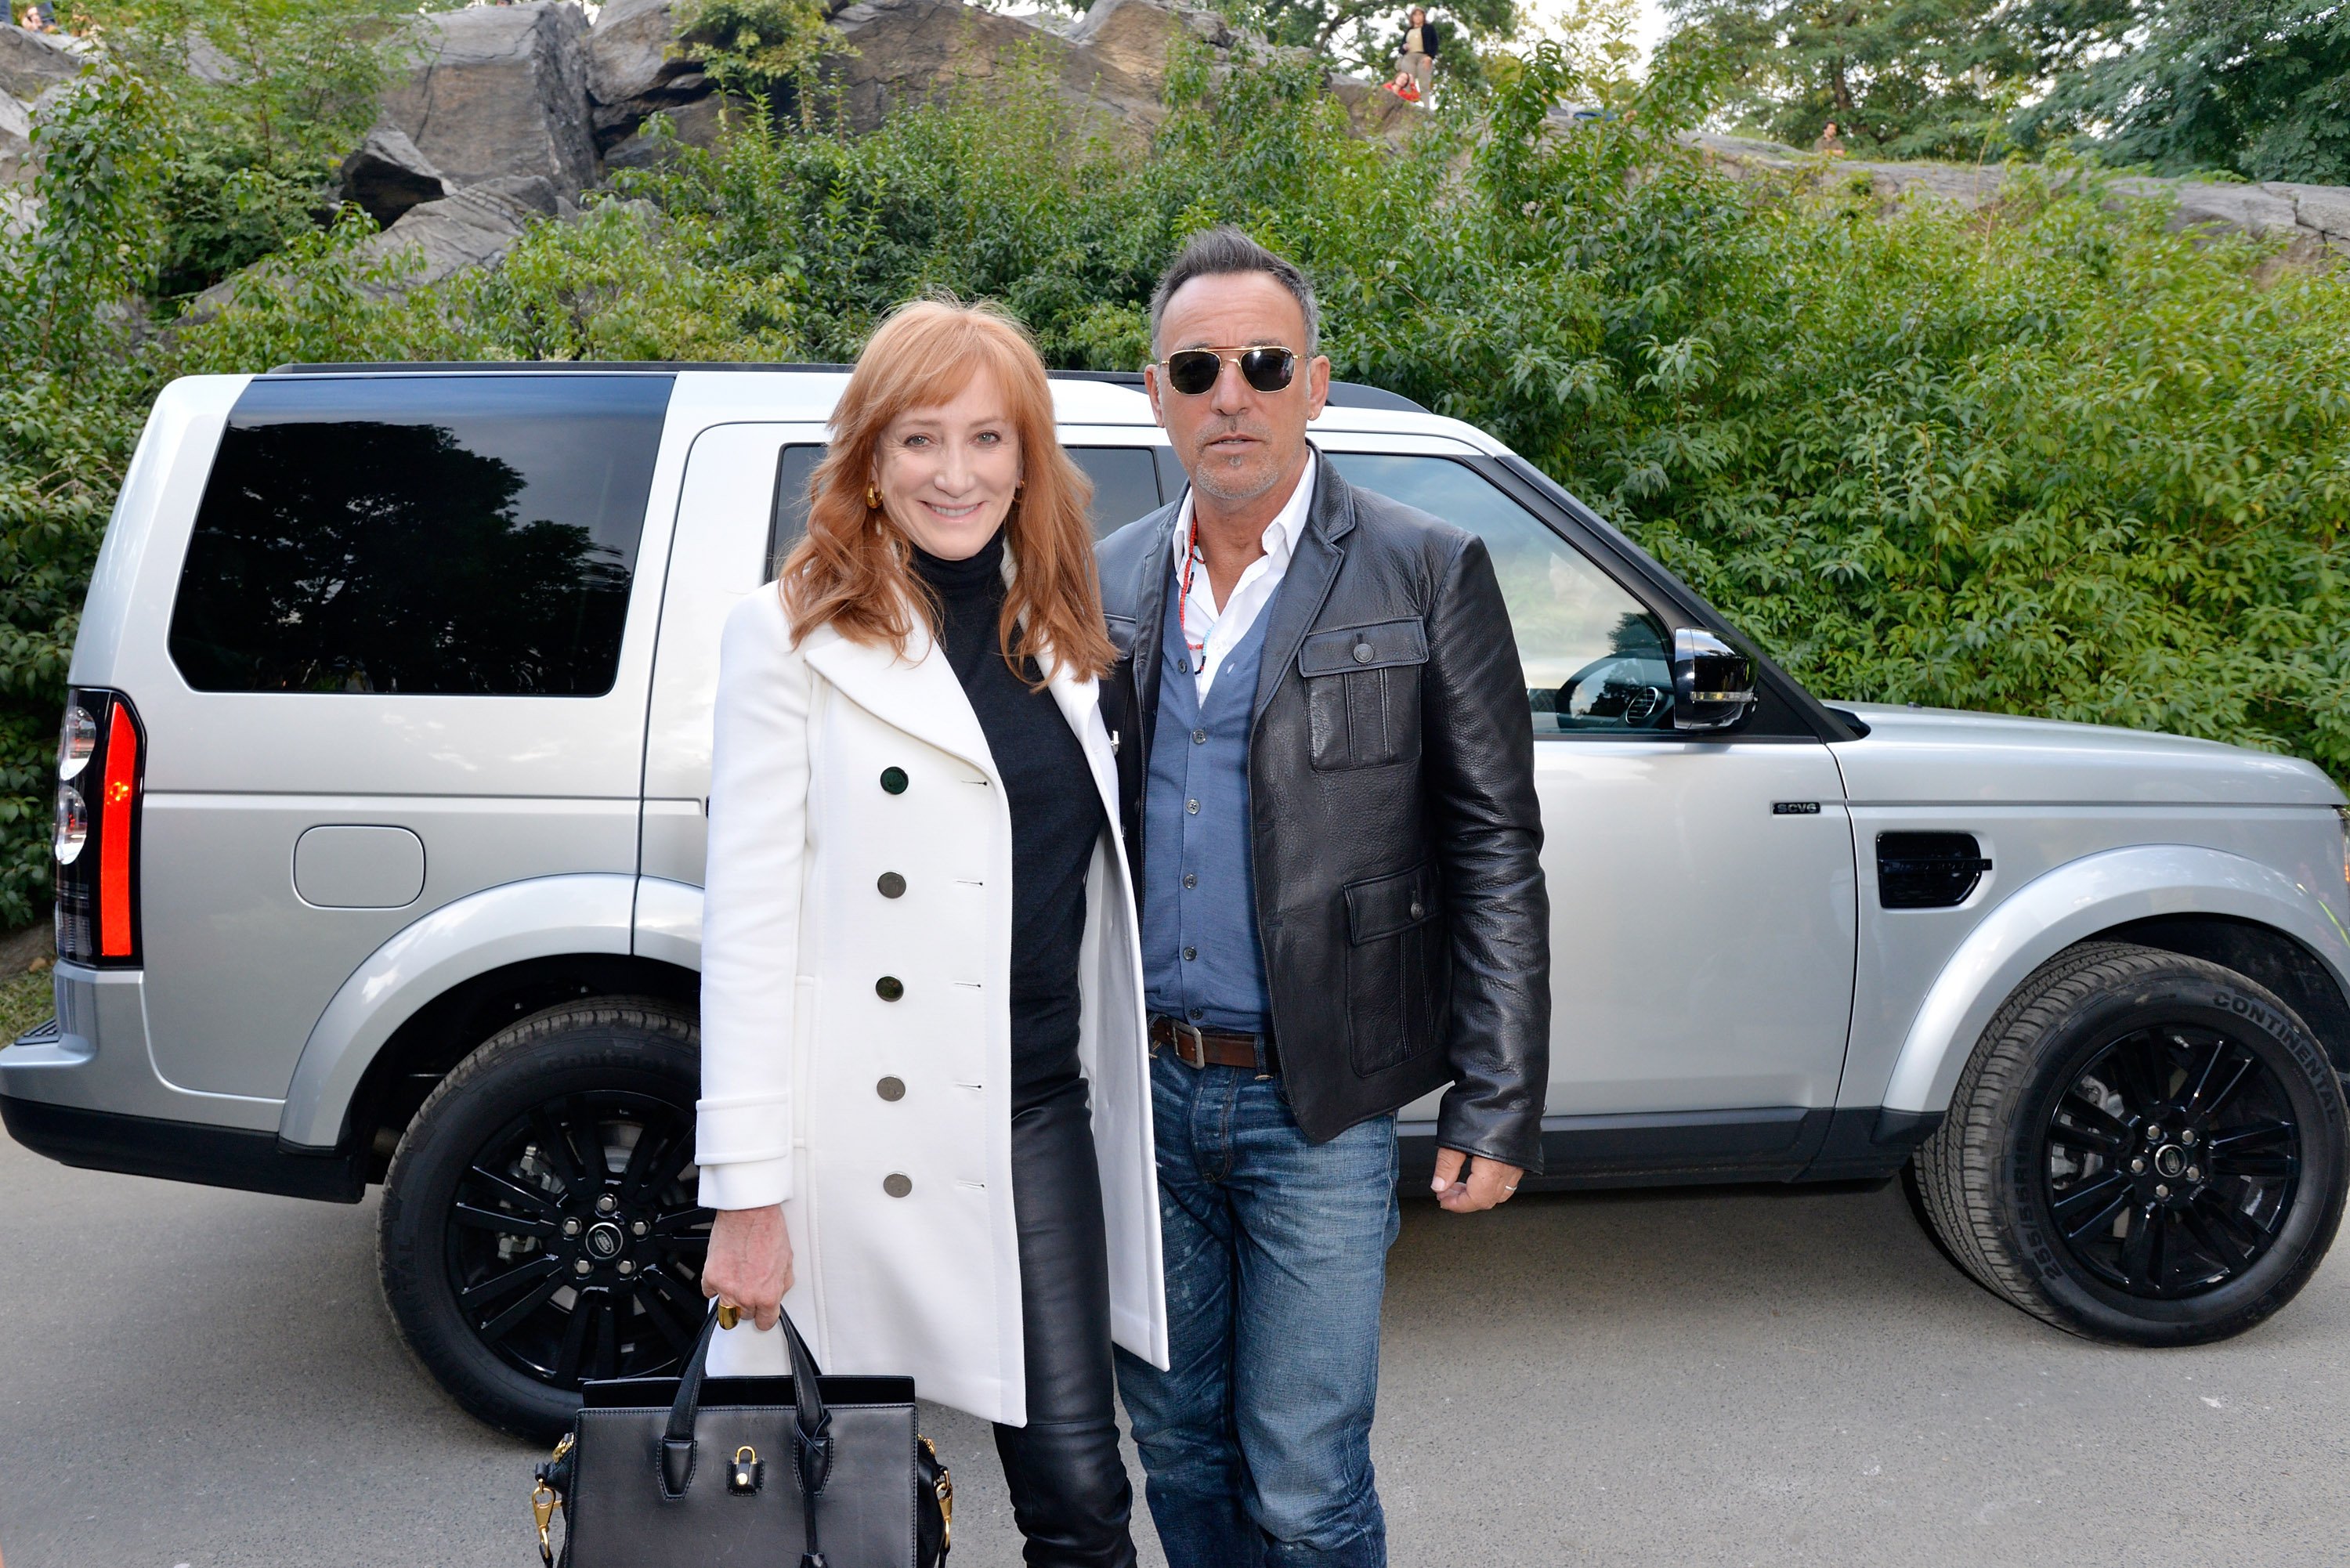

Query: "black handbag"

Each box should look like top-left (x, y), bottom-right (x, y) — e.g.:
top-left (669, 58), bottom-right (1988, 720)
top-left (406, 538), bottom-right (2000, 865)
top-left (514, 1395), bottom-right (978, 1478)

top-left (531, 1302), bottom-right (953, 1566)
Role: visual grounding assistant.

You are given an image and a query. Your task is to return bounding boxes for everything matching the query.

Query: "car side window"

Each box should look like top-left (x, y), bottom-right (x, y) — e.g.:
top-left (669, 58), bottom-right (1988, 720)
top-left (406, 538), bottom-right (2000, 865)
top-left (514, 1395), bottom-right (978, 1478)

top-left (168, 374), bottom-right (670, 696)
top-left (1322, 453), bottom-right (1673, 735)
top-left (766, 443), bottom-right (1167, 576)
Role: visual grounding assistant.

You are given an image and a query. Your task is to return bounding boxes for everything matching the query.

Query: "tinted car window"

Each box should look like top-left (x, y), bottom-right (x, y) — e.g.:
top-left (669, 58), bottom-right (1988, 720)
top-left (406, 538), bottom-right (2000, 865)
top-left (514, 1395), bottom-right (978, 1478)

top-left (766, 443), bottom-right (1166, 572)
top-left (1323, 453), bottom-right (1673, 735)
top-left (170, 375), bottom-right (670, 696)
top-left (1071, 446), bottom-right (1164, 538)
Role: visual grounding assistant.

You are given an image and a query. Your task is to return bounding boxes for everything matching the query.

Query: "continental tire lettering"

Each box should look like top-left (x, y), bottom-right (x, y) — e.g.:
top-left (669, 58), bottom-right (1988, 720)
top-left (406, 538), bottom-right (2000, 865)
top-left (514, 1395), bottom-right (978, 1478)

top-left (2214, 989), bottom-right (2290, 1042)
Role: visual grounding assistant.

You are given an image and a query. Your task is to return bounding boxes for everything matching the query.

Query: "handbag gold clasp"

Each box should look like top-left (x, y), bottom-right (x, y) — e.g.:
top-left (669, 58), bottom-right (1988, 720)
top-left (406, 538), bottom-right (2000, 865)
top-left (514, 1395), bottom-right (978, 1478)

top-left (533, 1431), bottom-right (573, 1566)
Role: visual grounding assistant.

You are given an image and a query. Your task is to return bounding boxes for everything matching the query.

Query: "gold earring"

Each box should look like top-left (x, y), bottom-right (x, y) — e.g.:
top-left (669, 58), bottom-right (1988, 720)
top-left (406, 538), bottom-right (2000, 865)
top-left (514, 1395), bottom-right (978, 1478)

top-left (865, 482), bottom-right (882, 511)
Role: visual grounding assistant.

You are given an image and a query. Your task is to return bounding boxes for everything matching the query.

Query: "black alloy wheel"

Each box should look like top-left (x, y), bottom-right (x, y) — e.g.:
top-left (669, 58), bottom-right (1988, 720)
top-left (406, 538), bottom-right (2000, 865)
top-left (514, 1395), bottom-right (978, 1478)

top-left (2041, 1024), bottom-right (2299, 1299)
top-left (381, 998), bottom-right (712, 1439)
top-left (448, 1089), bottom-right (710, 1390)
top-left (1915, 941), bottom-right (2348, 1346)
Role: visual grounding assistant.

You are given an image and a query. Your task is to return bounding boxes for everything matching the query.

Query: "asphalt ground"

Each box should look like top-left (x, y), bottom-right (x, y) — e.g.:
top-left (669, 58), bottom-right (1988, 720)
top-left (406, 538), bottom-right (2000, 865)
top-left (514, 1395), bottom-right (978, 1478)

top-left (3, 1128), bottom-right (2346, 1567)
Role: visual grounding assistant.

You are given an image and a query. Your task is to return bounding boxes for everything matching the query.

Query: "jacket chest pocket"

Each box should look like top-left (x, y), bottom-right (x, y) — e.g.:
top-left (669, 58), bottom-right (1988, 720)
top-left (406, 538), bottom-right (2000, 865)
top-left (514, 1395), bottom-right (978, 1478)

top-left (1300, 619), bottom-right (1427, 771)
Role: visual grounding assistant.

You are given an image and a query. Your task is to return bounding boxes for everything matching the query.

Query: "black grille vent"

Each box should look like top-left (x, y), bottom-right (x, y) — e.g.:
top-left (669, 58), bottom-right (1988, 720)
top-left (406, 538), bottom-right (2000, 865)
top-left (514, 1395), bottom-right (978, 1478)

top-left (1877, 832), bottom-right (1992, 909)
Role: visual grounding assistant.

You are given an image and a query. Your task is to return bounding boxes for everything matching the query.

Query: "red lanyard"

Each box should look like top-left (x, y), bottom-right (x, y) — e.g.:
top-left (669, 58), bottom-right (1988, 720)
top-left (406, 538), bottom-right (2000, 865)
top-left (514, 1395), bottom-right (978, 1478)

top-left (1176, 511), bottom-right (1209, 675)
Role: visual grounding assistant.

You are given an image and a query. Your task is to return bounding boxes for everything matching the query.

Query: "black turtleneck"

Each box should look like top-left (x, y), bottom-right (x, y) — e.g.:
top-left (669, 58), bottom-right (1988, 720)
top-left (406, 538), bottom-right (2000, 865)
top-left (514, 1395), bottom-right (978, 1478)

top-left (912, 529), bottom-right (1103, 1109)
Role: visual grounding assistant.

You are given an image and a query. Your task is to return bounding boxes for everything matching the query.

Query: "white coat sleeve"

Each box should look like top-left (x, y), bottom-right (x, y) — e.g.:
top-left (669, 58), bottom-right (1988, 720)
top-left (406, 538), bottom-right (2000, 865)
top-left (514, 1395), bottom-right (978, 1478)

top-left (695, 589), bottom-right (812, 1211)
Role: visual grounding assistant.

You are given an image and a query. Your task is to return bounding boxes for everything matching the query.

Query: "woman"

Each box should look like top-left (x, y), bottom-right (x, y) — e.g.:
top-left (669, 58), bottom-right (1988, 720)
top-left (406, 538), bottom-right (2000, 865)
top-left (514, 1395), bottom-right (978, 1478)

top-left (695, 298), bottom-right (1166, 1567)
top-left (1390, 6), bottom-right (1439, 100)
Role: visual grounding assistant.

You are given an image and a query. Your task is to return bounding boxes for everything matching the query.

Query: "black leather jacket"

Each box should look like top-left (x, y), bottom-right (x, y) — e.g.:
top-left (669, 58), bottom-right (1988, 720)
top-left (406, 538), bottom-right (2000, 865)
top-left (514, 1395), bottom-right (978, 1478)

top-left (1098, 452), bottom-right (1549, 1169)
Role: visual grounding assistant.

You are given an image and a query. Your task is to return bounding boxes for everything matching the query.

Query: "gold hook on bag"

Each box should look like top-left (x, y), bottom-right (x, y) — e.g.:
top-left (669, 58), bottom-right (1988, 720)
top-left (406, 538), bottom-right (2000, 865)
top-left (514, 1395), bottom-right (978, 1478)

top-left (533, 1432), bottom-right (573, 1566)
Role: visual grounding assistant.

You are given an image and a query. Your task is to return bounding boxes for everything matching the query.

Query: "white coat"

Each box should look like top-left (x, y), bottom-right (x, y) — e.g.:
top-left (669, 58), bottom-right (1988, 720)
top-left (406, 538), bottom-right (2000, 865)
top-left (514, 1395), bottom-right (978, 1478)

top-left (694, 583), bottom-right (1169, 1425)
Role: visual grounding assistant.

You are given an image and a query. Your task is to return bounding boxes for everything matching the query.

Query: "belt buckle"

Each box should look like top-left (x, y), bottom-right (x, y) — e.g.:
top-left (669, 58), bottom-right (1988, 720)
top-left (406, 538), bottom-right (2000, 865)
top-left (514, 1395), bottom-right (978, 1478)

top-left (1168, 1019), bottom-right (1208, 1069)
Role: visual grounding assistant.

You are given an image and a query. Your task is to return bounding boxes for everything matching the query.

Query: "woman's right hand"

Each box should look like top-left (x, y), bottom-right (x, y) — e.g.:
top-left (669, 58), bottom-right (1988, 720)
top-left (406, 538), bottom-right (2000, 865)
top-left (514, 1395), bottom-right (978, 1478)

top-left (702, 1204), bottom-right (795, 1331)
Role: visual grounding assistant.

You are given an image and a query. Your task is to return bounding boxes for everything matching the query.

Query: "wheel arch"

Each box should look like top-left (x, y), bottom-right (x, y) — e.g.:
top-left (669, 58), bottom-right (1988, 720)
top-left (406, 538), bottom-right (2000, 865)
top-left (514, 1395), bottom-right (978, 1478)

top-left (277, 875), bottom-right (702, 1157)
top-left (1880, 845), bottom-right (2350, 1117)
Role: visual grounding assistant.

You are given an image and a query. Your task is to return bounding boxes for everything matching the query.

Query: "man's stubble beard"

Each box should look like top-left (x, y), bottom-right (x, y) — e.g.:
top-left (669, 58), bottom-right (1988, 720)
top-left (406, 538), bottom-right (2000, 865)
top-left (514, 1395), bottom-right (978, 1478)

top-left (1188, 425), bottom-right (1301, 507)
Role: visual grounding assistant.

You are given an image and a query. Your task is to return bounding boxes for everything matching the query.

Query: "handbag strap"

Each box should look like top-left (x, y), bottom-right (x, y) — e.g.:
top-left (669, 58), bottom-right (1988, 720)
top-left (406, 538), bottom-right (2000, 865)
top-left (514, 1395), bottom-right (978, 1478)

top-left (663, 1302), bottom-right (835, 1506)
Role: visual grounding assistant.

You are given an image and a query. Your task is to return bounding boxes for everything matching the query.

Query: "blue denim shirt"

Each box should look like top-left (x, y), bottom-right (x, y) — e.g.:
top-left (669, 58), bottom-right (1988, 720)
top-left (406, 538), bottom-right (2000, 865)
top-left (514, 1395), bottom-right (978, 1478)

top-left (1141, 563), bottom-right (1274, 1032)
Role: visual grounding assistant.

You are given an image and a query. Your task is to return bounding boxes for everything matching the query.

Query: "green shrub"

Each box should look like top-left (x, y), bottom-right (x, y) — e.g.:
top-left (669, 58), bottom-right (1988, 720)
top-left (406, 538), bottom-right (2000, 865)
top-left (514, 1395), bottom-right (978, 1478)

top-left (4, 37), bottom-right (2349, 931)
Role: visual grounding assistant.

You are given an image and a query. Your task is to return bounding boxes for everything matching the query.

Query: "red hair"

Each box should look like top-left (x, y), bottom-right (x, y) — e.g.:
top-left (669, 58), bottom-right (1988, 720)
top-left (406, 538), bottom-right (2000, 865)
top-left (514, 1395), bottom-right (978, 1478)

top-left (780, 299), bottom-right (1115, 687)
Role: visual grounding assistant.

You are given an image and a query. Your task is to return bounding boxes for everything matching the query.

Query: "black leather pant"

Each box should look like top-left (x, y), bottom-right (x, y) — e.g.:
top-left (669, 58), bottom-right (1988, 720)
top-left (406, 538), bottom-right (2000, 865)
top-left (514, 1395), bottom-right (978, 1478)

top-left (993, 1076), bottom-right (1140, 1568)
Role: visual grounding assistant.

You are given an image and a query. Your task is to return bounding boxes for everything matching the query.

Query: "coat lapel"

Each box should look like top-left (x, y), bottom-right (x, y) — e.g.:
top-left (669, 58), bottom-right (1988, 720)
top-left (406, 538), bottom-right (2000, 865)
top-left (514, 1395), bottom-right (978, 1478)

top-left (1046, 667), bottom-right (1124, 844)
top-left (801, 617), bottom-right (1000, 780)
top-left (1126, 503), bottom-right (1180, 733)
top-left (1252, 450), bottom-right (1355, 722)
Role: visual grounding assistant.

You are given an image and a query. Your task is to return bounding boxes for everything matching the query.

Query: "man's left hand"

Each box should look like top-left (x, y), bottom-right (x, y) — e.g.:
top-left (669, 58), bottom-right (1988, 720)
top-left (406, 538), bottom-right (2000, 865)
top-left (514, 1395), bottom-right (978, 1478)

top-left (1431, 1150), bottom-right (1521, 1213)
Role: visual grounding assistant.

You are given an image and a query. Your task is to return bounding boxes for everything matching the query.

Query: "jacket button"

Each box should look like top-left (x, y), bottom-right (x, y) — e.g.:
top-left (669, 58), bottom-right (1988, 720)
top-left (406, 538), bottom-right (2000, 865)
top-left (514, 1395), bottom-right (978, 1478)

top-left (1183, 946), bottom-right (1198, 961)
top-left (1186, 798), bottom-right (1199, 815)
top-left (1410, 899), bottom-right (1425, 919)
top-left (883, 1173), bottom-right (913, 1198)
top-left (1353, 641), bottom-right (1374, 663)
top-left (877, 872), bottom-right (906, 898)
top-left (1192, 728), bottom-right (1207, 745)
top-left (877, 1076), bottom-right (906, 1101)
top-left (880, 767), bottom-right (909, 794)
top-left (1183, 873), bottom-right (1197, 889)
top-left (875, 975), bottom-right (904, 1001)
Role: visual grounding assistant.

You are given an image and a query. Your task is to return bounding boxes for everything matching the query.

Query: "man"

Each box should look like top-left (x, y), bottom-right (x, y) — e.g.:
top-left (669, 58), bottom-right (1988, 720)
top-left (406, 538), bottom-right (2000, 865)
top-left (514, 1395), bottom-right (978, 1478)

top-left (1101, 228), bottom-right (1549, 1566)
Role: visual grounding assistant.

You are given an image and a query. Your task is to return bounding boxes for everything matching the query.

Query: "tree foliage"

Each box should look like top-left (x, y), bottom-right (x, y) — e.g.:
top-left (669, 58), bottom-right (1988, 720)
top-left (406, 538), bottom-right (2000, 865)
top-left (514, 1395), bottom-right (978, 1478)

top-left (2013, 0), bottom-right (2350, 183)
top-left (1664, 0), bottom-right (2036, 157)
top-left (80, 0), bottom-right (436, 297)
top-left (4, 35), bottom-right (2350, 930)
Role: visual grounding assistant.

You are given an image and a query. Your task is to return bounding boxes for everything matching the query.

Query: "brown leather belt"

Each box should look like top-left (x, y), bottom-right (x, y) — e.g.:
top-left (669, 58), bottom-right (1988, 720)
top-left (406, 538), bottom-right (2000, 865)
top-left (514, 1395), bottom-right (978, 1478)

top-left (1148, 1015), bottom-right (1276, 1073)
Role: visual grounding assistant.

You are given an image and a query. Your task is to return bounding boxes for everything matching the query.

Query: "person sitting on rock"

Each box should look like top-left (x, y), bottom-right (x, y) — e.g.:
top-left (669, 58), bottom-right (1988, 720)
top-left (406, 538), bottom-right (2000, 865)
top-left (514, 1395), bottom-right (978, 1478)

top-left (1385, 6), bottom-right (1440, 102)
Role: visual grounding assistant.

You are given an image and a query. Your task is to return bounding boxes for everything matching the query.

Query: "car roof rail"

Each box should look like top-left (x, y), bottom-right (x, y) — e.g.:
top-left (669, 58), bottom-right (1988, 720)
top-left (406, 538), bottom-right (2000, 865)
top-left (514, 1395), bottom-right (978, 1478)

top-left (261, 360), bottom-right (1432, 413)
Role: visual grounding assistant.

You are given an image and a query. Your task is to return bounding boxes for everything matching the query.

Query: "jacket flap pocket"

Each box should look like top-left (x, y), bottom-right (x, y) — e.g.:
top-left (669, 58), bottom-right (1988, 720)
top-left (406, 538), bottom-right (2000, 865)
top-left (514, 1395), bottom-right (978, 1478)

top-left (1344, 862), bottom-right (1437, 945)
top-left (1299, 618), bottom-right (1429, 677)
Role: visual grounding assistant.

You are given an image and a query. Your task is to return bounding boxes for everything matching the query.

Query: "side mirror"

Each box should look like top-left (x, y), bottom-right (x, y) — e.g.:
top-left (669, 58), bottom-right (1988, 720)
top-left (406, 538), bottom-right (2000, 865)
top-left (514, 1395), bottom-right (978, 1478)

top-left (1671, 627), bottom-right (1756, 732)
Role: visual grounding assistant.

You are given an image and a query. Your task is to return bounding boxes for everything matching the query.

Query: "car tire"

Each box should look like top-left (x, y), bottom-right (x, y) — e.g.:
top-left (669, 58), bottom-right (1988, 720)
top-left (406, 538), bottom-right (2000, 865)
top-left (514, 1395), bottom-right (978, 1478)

top-left (1916, 941), bottom-right (2348, 1345)
top-left (378, 997), bottom-right (711, 1440)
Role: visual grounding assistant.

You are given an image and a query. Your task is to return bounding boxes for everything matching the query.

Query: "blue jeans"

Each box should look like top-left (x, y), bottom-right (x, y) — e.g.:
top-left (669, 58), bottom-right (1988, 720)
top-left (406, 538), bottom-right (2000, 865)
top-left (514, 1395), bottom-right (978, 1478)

top-left (1115, 1053), bottom-right (1401, 1567)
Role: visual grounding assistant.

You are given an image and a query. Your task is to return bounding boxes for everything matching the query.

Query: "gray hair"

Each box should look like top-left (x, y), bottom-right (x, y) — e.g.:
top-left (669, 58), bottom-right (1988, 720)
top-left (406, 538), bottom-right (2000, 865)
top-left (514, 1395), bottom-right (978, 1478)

top-left (1148, 227), bottom-right (1320, 359)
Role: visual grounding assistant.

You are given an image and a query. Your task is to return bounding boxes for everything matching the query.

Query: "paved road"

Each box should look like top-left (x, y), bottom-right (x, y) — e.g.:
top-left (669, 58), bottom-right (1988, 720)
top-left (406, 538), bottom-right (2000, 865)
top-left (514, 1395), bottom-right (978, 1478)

top-left (4, 1129), bottom-right (2347, 1567)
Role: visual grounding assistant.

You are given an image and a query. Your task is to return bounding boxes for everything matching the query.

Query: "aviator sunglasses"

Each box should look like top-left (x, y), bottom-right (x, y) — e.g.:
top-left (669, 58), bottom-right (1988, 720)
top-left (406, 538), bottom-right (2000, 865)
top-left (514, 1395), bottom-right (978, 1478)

top-left (1159, 345), bottom-right (1299, 396)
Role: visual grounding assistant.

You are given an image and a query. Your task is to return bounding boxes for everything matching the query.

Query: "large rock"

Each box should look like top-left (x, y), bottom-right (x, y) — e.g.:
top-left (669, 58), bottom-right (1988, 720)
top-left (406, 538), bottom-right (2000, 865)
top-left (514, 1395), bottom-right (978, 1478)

top-left (338, 123), bottom-right (449, 228)
top-left (356, 178), bottom-right (562, 293)
top-left (824, 0), bottom-right (1412, 142)
top-left (0, 86), bottom-right (29, 190)
top-left (585, 0), bottom-right (714, 151)
top-left (0, 20), bottom-right (80, 100)
top-left (378, 1), bottom-right (598, 202)
top-left (1687, 132), bottom-right (2350, 259)
top-left (603, 90), bottom-right (746, 169)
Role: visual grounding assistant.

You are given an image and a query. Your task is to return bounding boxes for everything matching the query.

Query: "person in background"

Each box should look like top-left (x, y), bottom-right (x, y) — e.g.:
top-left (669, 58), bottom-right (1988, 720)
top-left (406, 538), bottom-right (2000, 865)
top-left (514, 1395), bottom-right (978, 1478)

top-left (1391, 6), bottom-right (1439, 101)
top-left (1099, 227), bottom-right (1549, 1566)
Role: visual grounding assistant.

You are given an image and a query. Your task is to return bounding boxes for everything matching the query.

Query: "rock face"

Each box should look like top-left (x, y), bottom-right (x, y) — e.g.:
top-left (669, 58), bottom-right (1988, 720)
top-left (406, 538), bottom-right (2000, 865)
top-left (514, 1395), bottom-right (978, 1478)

top-left (586, 0), bottom-right (715, 153)
top-left (1687, 132), bottom-right (2350, 258)
top-left (338, 123), bottom-right (449, 228)
top-left (0, 19), bottom-right (80, 100)
top-left (378, 2), bottom-right (598, 203)
top-left (824, 0), bottom-right (1411, 141)
top-left (360, 178), bottom-right (567, 292)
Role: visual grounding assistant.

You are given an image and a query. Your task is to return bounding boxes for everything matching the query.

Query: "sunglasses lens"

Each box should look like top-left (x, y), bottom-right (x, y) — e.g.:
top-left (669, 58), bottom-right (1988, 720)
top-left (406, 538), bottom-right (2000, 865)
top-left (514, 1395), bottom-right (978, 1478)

top-left (1240, 349), bottom-right (1296, 393)
top-left (1166, 351), bottom-right (1222, 396)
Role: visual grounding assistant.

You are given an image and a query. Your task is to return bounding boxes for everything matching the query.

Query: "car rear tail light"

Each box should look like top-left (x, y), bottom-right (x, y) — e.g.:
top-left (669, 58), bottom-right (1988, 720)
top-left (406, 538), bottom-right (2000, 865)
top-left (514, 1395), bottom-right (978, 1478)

top-left (53, 689), bottom-right (142, 966)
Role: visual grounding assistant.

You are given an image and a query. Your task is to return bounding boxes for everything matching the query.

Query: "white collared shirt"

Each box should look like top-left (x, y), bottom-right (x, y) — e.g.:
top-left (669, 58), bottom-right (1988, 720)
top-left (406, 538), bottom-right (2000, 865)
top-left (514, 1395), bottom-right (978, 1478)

top-left (1168, 459), bottom-right (1317, 703)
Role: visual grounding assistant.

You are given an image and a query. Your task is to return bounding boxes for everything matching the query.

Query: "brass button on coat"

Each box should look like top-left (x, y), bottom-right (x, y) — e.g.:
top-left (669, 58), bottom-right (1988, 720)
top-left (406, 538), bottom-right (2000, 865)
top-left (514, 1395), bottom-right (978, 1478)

top-left (877, 871), bottom-right (906, 898)
top-left (875, 975), bottom-right (904, 1001)
top-left (883, 1173), bottom-right (913, 1198)
top-left (880, 766), bottom-right (909, 794)
top-left (877, 1075), bottom-right (906, 1101)
top-left (1352, 641), bottom-right (1375, 663)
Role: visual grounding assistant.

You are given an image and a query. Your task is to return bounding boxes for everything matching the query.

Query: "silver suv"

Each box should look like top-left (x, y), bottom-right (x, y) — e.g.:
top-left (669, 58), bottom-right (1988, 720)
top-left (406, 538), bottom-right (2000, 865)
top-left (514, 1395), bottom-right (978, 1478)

top-left (8, 364), bottom-right (2347, 1438)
